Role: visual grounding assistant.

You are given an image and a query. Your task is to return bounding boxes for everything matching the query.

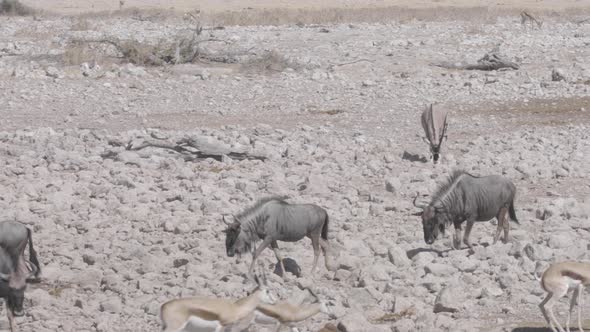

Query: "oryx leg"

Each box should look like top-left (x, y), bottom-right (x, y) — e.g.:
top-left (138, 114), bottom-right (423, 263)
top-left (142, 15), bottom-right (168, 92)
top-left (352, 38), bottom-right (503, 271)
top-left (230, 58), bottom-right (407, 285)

top-left (463, 219), bottom-right (475, 252)
top-left (452, 222), bottom-right (462, 250)
top-left (249, 237), bottom-right (273, 278)
top-left (271, 240), bottom-right (286, 278)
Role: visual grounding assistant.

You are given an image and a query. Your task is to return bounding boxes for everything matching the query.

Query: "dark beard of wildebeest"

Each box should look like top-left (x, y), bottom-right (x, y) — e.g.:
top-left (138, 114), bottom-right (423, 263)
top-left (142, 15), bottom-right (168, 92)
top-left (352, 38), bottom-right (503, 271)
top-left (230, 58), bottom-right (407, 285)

top-left (413, 170), bottom-right (519, 251)
top-left (223, 196), bottom-right (334, 278)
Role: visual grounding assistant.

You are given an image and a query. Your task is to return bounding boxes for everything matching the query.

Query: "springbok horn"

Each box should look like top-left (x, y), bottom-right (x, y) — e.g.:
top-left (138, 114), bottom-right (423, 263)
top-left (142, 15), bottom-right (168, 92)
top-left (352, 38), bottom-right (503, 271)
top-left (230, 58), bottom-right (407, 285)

top-left (413, 192), bottom-right (427, 209)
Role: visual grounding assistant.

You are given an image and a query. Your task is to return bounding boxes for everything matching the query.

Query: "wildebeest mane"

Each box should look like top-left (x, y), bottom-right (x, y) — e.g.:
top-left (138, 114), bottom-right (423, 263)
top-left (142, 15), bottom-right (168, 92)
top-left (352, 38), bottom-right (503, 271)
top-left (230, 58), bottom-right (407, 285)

top-left (235, 196), bottom-right (289, 222)
top-left (431, 169), bottom-right (479, 206)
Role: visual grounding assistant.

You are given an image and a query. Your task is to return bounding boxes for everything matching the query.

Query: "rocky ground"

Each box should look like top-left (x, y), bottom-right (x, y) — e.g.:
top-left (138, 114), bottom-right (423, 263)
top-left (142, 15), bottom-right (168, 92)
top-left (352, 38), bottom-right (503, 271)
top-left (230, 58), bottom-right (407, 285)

top-left (0, 6), bottom-right (590, 332)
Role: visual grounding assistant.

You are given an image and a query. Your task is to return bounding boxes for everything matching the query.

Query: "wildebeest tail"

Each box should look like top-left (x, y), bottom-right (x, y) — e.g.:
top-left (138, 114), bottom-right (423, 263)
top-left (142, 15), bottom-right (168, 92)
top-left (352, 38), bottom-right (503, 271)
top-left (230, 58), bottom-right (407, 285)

top-left (509, 200), bottom-right (519, 224)
top-left (321, 213), bottom-right (329, 240)
top-left (27, 227), bottom-right (41, 278)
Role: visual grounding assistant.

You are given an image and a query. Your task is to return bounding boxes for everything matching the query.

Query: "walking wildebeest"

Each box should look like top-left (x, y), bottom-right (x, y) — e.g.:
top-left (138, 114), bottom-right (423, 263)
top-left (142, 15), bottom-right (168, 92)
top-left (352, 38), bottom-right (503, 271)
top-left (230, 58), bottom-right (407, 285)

top-left (421, 104), bottom-right (449, 164)
top-left (413, 170), bottom-right (518, 250)
top-left (0, 221), bottom-right (41, 284)
top-left (223, 197), bottom-right (334, 278)
top-left (0, 247), bottom-right (27, 332)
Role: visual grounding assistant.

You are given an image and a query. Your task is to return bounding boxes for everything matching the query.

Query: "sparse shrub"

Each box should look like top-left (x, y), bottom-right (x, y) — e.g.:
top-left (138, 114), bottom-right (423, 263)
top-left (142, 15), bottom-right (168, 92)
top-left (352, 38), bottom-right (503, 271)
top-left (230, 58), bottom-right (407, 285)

top-left (0, 0), bottom-right (36, 16)
top-left (240, 50), bottom-right (300, 74)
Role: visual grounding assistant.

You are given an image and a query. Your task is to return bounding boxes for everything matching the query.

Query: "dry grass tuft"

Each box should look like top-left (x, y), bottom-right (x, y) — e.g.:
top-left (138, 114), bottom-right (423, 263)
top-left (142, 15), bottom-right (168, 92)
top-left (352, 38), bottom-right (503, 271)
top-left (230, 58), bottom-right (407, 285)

top-left (63, 40), bottom-right (99, 65)
top-left (240, 50), bottom-right (301, 74)
top-left (0, 0), bottom-right (36, 16)
top-left (71, 18), bottom-right (94, 31)
top-left (372, 306), bottom-right (417, 323)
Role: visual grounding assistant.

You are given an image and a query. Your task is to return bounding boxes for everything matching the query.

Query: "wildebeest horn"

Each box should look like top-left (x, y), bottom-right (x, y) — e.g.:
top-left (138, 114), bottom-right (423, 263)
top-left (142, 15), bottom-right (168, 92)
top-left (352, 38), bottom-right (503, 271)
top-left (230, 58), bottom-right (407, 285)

top-left (0, 272), bottom-right (10, 281)
top-left (413, 192), bottom-right (427, 209)
top-left (222, 215), bottom-right (232, 225)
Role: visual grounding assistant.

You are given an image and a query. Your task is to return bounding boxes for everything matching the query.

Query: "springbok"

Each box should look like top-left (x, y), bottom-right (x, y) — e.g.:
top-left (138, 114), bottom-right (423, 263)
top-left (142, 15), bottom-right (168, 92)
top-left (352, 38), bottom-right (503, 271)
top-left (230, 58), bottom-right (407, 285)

top-left (159, 274), bottom-right (276, 332)
top-left (251, 288), bottom-right (335, 332)
top-left (537, 261), bottom-right (590, 332)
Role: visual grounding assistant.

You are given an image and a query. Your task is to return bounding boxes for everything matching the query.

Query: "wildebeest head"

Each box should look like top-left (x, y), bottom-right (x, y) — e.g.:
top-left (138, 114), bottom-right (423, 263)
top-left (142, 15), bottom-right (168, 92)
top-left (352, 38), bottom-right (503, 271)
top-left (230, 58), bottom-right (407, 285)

top-left (0, 273), bottom-right (25, 317)
top-left (222, 215), bottom-right (249, 257)
top-left (413, 194), bottom-right (446, 245)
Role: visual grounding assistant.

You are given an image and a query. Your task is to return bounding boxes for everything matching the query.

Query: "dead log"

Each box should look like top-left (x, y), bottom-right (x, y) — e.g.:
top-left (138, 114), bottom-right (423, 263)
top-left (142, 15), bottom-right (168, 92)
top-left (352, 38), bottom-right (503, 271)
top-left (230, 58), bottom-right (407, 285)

top-left (102, 136), bottom-right (268, 162)
top-left (432, 51), bottom-right (519, 71)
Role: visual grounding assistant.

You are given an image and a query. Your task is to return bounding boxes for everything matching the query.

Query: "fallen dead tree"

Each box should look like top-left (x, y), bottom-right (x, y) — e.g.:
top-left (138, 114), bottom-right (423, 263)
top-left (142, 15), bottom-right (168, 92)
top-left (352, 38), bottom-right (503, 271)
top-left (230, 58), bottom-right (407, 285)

top-left (102, 135), bottom-right (267, 162)
top-left (432, 50), bottom-right (519, 71)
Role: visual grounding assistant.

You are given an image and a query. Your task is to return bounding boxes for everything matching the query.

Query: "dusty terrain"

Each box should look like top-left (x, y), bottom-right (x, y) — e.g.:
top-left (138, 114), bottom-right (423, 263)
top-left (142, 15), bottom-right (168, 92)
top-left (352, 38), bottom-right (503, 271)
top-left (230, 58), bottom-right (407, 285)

top-left (1, 1), bottom-right (590, 332)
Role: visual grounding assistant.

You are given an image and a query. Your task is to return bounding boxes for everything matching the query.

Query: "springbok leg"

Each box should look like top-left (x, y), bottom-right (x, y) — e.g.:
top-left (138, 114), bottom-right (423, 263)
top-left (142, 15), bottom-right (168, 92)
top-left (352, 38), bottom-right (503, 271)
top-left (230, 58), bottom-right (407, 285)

top-left (462, 219), bottom-right (475, 252)
top-left (545, 286), bottom-right (568, 332)
top-left (271, 240), bottom-right (286, 278)
top-left (567, 287), bottom-right (579, 332)
top-left (578, 285), bottom-right (585, 332)
top-left (249, 237), bottom-right (273, 278)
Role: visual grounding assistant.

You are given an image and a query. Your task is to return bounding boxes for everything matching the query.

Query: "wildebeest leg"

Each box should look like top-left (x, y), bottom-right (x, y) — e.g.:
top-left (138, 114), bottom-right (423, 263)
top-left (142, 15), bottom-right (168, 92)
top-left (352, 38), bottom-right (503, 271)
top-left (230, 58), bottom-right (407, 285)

top-left (462, 220), bottom-right (475, 252)
top-left (502, 208), bottom-right (510, 244)
top-left (310, 233), bottom-right (321, 275)
top-left (452, 222), bottom-right (462, 249)
top-left (319, 238), bottom-right (334, 271)
top-left (271, 241), bottom-right (286, 278)
top-left (6, 306), bottom-right (15, 332)
top-left (493, 207), bottom-right (508, 244)
top-left (249, 237), bottom-right (273, 278)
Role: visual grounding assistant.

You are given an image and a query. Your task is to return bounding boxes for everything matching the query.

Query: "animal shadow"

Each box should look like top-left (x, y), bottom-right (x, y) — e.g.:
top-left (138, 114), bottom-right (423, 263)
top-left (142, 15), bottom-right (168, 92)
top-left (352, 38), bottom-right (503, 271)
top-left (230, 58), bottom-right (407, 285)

top-left (402, 151), bottom-right (428, 163)
top-left (406, 247), bottom-right (447, 259)
top-left (272, 257), bottom-right (302, 278)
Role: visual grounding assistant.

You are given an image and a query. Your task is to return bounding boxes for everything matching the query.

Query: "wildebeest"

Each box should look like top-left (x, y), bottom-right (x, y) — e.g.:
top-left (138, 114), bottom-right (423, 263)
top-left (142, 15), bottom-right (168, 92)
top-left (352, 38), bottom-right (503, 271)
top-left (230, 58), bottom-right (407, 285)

top-left (421, 104), bottom-right (449, 163)
top-left (413, 170), bottom-right (518, 250)
top-left (0, 221), bottom-right (41, 285)
top-left (0, 247), bottom-right (27, 332)
top-left (223, 196), bottom-right (334, 278)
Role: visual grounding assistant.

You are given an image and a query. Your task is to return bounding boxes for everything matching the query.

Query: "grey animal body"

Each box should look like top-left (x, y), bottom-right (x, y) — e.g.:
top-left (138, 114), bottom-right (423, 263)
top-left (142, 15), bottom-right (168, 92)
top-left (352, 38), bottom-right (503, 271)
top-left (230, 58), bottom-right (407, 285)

top-left (414, 170), bottom-right (518, 250)
top-left (0, 247), bottom-right (27, 332)
top-left (224, 197), bottom-right (334, 277)
top-left (0, 221), bottom-right (41, 288)
top-left (421, 104), bottom-right (449, 163)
